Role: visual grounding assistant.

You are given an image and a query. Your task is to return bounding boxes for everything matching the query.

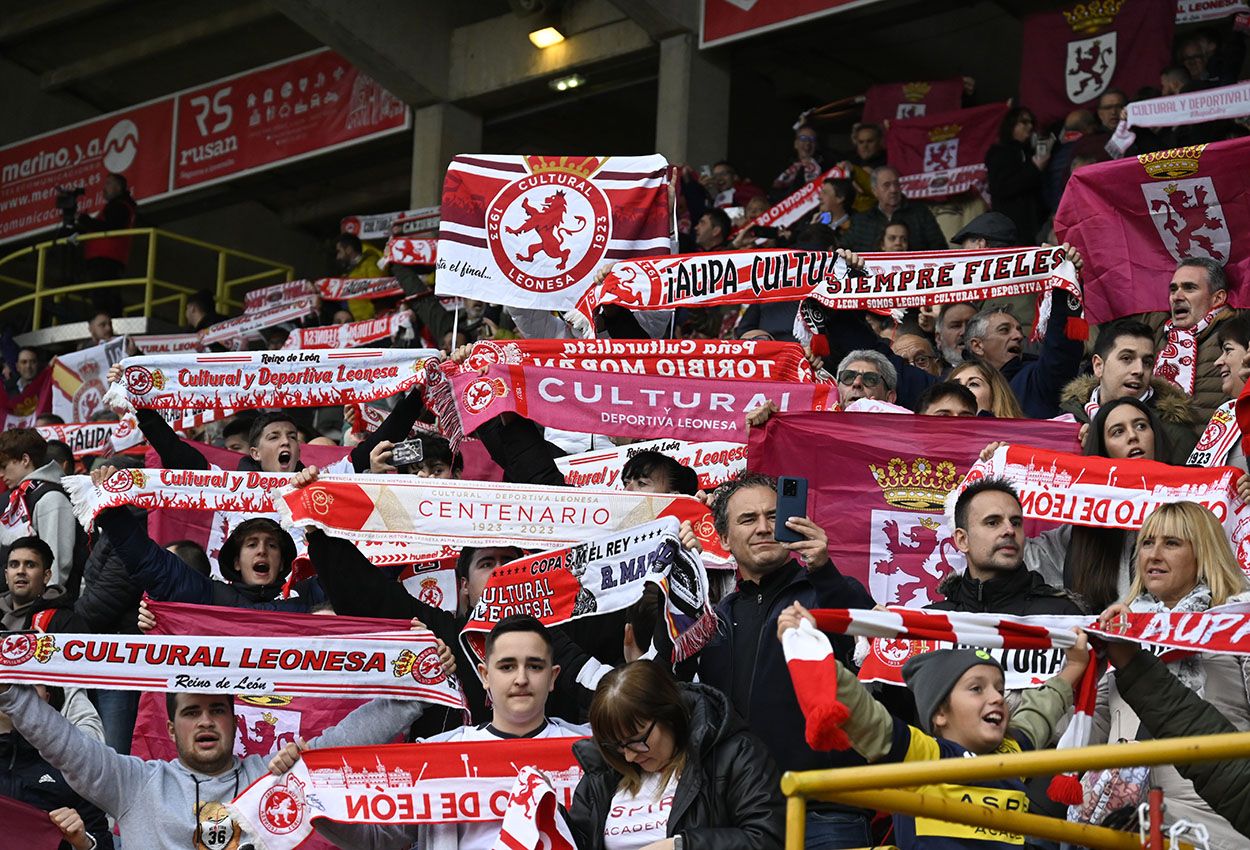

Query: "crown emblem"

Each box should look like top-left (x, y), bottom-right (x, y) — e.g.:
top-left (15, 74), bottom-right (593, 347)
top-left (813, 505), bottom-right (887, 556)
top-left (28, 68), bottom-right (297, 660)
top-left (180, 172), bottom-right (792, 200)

top-left (80, 360), bottom-right (100, 378)
top-left (869, 457), bottom-right (960, 511)
top-left (902, 81), bottom-right (932, 102)
top-left (928, 123), bottom-right (961, 142)
top-left (525, 155), bottom-right (602, 179)
top-left (261, 711), bottom-right (278, 725)
top-left (1138, 144), bottom-right (1206, 179)
top-left (1063, 0), bottom-right (1125, 35)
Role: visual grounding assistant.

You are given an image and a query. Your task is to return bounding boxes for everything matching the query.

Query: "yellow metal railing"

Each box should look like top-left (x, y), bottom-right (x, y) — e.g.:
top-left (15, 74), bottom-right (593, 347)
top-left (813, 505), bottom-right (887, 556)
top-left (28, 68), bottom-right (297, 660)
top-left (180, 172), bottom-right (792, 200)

top-left (782, 730), bottom-right (1250, 850)
top-left (0, 228), bottom-right (293, 330)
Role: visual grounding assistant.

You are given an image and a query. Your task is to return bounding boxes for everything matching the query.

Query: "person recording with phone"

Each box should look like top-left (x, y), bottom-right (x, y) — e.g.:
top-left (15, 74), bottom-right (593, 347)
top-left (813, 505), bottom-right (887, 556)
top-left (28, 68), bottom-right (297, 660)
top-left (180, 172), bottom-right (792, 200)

top-left (690, 472), bottom-right (876, 850)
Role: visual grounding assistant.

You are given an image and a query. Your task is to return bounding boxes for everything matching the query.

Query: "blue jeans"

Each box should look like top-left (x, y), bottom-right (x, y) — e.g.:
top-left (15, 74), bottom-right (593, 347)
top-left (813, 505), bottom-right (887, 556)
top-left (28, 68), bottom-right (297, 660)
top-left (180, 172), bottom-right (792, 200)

top-left (94, 689), bottom-right (139, 755)
top-left (805, 810), bottom-right (872, 850)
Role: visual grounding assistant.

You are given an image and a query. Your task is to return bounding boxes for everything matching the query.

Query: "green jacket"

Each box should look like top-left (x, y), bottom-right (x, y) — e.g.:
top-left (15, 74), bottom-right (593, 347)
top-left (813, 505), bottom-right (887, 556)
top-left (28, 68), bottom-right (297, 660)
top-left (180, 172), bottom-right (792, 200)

top-left (1115, 648), bottom-right (1250, 840)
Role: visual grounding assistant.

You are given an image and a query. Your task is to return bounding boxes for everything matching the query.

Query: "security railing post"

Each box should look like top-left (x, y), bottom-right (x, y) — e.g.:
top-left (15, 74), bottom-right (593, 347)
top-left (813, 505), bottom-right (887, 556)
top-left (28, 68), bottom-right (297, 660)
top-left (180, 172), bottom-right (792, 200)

top-left (216, 251), bottom-right (228, 316)
top-left (785, 795), bottom-right (806, 850)
top-left (143, 230), bottom-right (158, 320)
top-left (33, 244), bottom-right (47, 329)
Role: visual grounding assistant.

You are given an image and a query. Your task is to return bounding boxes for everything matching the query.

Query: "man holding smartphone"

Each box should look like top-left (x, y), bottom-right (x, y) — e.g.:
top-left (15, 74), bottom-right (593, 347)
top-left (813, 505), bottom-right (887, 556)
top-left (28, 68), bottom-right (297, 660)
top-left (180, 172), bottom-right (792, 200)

top-left (693, 471), bottom-right (876, 849)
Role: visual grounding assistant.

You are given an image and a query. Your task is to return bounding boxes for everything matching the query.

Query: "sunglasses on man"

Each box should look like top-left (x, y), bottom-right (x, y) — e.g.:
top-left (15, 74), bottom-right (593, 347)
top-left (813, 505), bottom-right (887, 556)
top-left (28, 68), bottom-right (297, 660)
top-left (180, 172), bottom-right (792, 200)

top-left (837, 369), bottom-right (884, 388)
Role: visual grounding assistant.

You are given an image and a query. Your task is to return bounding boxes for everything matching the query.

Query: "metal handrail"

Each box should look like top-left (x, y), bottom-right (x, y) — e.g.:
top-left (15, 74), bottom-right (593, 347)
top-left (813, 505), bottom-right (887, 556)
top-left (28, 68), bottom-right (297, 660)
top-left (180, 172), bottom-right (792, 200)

top-left (780, 730), bottom-right (1250, 850)
top-left (0, 228), bottom-right (294, 330)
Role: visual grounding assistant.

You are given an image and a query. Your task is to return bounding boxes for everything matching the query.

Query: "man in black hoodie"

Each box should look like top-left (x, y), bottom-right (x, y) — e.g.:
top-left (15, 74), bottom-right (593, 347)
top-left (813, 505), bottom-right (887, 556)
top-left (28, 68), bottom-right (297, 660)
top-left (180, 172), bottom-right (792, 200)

top-left (0, 537), bottom-right (87, 632)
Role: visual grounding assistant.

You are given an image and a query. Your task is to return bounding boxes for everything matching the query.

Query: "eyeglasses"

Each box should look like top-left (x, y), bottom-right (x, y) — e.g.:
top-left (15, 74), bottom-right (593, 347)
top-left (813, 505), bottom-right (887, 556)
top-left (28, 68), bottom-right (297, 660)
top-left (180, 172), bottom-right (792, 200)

top-left (908, 353), bottom-right (937, 369)
top-left (797, 134), bottom-right (817, 142)
top-left (837, 369), bottom-right (884, 387)
top-left (607, 720), bottom-right (657, 754)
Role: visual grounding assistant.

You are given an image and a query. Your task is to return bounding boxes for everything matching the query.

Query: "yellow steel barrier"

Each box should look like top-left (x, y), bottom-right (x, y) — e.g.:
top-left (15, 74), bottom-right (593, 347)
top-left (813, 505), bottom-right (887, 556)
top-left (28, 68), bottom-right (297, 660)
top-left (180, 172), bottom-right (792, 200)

top-left (781, 730), bottom-right (1250, 850)
top-left (0, 228), bottom-right (293, 330)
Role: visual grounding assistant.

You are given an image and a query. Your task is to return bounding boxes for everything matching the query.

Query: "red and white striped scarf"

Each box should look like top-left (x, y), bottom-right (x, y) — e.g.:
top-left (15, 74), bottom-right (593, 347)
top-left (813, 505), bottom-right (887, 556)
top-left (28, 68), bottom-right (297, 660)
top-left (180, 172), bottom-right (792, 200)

top-left (102, 348), bottom-right (438, 413)
top-left (1188, 399), bottom-right (1242, 467)
top-left (280, 312), bottom-right (412, 350)
top-left (382, 236), bottom-right (437, 266)
top-left (1155, 308), bottom-right (1220, 394)
top-left (199, 296), bottom-right (320, 347)
top-left (735, 166), bottom-right (849, 234)
top-left (316, 276), bottom-right (404, 301)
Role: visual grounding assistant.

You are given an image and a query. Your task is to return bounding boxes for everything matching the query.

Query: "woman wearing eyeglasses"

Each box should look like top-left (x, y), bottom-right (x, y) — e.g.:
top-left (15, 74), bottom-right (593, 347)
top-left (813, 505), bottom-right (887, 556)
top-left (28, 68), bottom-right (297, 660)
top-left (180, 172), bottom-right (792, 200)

top-left (567, 661), bottom-right (784, 850)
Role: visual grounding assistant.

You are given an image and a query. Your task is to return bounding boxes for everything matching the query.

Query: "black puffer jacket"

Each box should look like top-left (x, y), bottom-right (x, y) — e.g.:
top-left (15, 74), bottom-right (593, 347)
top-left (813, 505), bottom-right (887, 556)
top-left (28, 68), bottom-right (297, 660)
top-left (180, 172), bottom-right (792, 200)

top-left (930, 565), bottom-right (1087, 615)
top-left (73, 513), bottom-right (144, 632)
top-left (568, 683), bottom-right (784, 850)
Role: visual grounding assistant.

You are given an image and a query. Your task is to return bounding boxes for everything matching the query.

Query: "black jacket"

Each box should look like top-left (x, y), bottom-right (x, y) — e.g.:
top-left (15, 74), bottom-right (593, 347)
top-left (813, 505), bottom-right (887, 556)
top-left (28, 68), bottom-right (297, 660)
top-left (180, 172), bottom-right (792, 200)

top-left (0, 731), bottom-right (114, 850)
top-left (695, 560), bottom-right (874, 776)
top-left (985, 141), bottom-right (1046, 245)
top-left (569, 683), bottom-right (784, 850)
top-left (846, 200), bottom-right (948, 252)
top-left (930, 566), bottom-right (1086, 615)
top-left (1115, 648), bottom-right (1250, 838)
top-left (0, 586), bottom-right (89, 633)
top-left (73, 516), bottom-right (143, 632)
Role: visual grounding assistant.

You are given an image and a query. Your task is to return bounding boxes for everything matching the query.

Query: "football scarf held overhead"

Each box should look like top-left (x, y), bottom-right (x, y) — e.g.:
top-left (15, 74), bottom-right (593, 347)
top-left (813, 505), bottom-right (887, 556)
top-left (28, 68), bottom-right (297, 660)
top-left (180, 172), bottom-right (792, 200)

top-left (0, 628), bottom-right (463, 703)
top-left (575, 246), bottom-right (1080, 325)
top-left (1189, 400), bottom-right (1242, 467)
top-left (461, 518), bottom-right (716, 667)
top-left (37, 421), bottom-right (146, 459)
top-left (950, 444), bottom-right (1250, 571)
top-left (102, 348), bottom-right (439, 412)
top-left (275, 473), bottom-right (730, 563)
top-left (440, 363), bottom-right (836, 446)
top-left (1126, 80), bottom-right (1250, 128)
top-left (382, 236), bottom-right (437, 267)
top-left (556, 437), bottom-right (747, 490)
top-left (199, 296), bottom-right (321, 347)
top-left (281, 312), bottom-right (412, 350)
top-left (735, 165), bottom-right (849, 234)
top-left (316, 276), bottom-right (404, 301)
top-left (437, 154), bottom-right (672, 311)
top-left (229, 738), bottom-right (583, 850)
top-left (457, 337), bottom-right (819, 382)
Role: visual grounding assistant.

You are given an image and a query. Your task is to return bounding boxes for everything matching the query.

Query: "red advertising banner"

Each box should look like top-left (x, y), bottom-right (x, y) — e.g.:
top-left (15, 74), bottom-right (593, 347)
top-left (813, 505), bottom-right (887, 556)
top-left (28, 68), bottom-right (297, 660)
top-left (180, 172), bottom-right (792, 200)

top-left (172, 49), bottom-right (408, 190)
top-left (0, 99), bottom-right (173, 242)
top-left (0, 49), bottom-right (409, 245)
top-left (700, 0), bottom-right (886, 47)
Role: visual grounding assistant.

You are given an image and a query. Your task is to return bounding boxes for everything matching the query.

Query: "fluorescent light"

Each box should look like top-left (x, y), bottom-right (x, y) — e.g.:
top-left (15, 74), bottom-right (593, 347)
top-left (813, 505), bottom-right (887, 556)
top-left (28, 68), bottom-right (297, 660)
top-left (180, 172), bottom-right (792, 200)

top-left (549, 74), bottom-right (585, 92)
top-left (529, 26), bottom-right (565, 48)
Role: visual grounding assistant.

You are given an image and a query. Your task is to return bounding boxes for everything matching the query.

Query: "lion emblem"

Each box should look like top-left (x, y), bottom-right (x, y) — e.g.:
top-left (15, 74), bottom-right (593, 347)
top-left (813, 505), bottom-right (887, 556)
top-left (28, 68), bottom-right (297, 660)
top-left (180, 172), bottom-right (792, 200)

top-left (507, 191), bottom-right (587, 270)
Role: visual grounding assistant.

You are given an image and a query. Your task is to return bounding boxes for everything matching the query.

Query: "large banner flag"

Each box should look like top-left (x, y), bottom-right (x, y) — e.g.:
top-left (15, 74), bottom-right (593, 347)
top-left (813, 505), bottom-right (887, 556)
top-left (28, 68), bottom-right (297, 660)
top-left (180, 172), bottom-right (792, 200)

top-left (229, 738), bottom-right (583, 850)
top-left (461, 518), bottom-right (716, 666)
top-left (1054, 137), bottom-right (1250, 323)
top-left (0, 797), bottom-right (63, 850)
top-left (131, 602), bottom-right (418, 763)
top-left (437, 154), bottom-right (672, 311)
top-left (748, 413), bottom-right (1080, 606)
top-left (886, 103), bottom-right (1009, 201)
top-left (951, 444), bottom-right (1250, 573)
top-left (1018, 0), bottom-right (1175, 125)
top-left (50, 338), bottom-right (125, 423)
top-left (861, 77), bottom-right (964, 125)
top-left (556, 438), bottom-right (747, 490)
top-left (103, 348), bottom-right (439, 412)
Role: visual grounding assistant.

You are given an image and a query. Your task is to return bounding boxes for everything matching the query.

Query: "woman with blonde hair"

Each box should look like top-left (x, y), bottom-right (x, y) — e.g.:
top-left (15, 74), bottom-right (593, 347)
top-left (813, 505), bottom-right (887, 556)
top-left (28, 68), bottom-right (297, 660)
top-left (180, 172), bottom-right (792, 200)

top-left (1085, 501), bottom-right (1250, 847)
top-left (568, 661), bottom-right (784, 850)
top-left (949, 357), bottom-right (1025, 419)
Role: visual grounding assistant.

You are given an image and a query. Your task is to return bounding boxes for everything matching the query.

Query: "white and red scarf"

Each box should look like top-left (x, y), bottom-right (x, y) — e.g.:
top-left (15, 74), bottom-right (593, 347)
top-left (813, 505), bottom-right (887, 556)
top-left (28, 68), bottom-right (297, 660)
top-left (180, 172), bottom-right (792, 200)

top-left (36, 420), bottom-right (146, 459)
top-left (1081, 385), bottom-right (1154, 423)
top-left (229, 738), bottom-right (582, 850)
top-left (275, 473), bottom-right (729, 563)
top-left (734, 166), bottom-right (849, 234)
top-left (317, 276), bottom-right (405, 301)
top-left (382, 236), bottom-right (438, 267)
top-left (461, 518), bottom-right (716, 668)
top-left (1189, 400), bottom-right (1242, 467)
top-left (131, 333), bottom-right (204, 355)
top-left (1155, 309), bottom-right (1220, 394)
top-left (102, 349), bottom-right (437, 413)
top-left (431, 362), bottom-right (835, 449)
top-left (0, 628), bottom-right (462, 704)
top-left (244, 280), bottom-right (317, 310)
top-left (200, 296), bottom-right (320, 348)
top-left (573, 246), bottom-right (1080, 336)
top-left (280, 312), bottom-right (412, 350)
top-left (951, 444), bottom-right (1250, 573)
top-left (1127, 81), bottom-right (1250, 129)
top-left (555, 438), bottom-right (747, 491)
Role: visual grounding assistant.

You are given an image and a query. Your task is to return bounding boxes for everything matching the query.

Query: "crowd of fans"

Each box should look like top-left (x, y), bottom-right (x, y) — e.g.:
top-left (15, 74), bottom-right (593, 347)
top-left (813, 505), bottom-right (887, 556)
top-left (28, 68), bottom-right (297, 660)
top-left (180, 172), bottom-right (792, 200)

top-left (1, 20), bottom-right (1250, 850)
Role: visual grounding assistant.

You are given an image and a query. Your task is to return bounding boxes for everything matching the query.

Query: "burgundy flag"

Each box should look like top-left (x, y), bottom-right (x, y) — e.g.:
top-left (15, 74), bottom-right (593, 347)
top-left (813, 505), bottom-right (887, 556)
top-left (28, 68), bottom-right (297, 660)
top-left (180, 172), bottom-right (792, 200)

top-left (0, 796), bottom-right (63, 850)
top-left (437, 155), bottom-right (671, 311)
top-left (1019, 0), bottom-right (1175, 126)
top-left (861, 78), bottom-right (964, 126)
top-left (748, 413), bottom-right (1079, 606)
top-left (0, 367), bottom-right (51, 429)
top-left (886, 103), bottom-right (1009, 201)
top-left (1054, 137), bottom-right (1250, 323)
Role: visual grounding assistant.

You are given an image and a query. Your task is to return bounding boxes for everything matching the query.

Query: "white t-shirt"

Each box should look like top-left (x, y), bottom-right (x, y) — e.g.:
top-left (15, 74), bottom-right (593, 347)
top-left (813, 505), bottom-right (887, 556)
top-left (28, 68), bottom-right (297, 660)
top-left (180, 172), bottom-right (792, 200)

top-left (603, 770), bottom-right (679, 850)
top-left (425, 719), bottom-right (590, 850)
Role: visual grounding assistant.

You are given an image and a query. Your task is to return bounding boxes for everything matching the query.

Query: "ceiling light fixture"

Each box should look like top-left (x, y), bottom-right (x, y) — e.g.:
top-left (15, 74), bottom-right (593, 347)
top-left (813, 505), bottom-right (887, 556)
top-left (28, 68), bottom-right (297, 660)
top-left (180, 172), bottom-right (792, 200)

top-left (529, 26), bottom-right (565, 48)
top-left (549, 73), bottom-right (585, 92)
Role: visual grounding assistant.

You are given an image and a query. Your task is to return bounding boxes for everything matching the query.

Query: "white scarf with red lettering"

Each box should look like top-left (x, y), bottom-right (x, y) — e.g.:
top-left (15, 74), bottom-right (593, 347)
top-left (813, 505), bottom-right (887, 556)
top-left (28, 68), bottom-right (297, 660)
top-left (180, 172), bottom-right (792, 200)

top-left (199, 297), bottom-right (320, 348)
top-left (1155, 309), bottom-right (1219, 394)
top-left (281, 312), bottom-right (412, 350)
top-left (229, 738), bottom-right (582, 850)
top-left (1189, 400), bottom-right (1242, 467)
top-left (101, 349), bottom-right (438, 413)
top-left (317, 277), bottom-right (404, 301)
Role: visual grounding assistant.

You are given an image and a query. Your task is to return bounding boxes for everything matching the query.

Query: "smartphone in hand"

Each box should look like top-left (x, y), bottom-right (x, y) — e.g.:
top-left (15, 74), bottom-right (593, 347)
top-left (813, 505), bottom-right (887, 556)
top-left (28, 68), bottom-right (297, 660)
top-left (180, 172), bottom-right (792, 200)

top-left (774, 476), bottom-right (809, 542)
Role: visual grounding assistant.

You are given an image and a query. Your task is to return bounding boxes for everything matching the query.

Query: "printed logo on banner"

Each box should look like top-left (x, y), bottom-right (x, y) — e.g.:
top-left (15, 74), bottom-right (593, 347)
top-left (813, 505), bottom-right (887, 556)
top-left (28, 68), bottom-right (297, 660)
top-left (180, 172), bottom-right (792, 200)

top-left (923, 135), bottom-right (960, 172)
top-left (1140, 177), bottom-right (1230, 263)
top-left (872, 637), bottom-right (931, 668)
top-left (235, 704), bottom-right (301, 758)
top-left (486, 156), bottom-right (612, 294)
top-left (103, 120), bottom-right (140, 172)
top-left (1066, 32), bottom-right (1117, 101)
top-left (867, 457), bottom-right (964, 606)
top-left (71, 361), bottom-right (107, 422)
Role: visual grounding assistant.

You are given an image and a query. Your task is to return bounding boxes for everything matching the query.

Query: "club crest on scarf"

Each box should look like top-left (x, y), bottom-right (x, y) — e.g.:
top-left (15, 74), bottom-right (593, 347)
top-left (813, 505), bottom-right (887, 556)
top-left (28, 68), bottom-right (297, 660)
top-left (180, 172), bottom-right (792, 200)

top-left (258, 774), bottom-right (307, 836)
top-left (1063, 1), bottom-right (1122, 101)
top-left (867, 456), bottom-right (964, 607)
top-left (487, 155), bottom-right (612, 294)
top-left (1138, 145), bottom-right (1231, 264)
